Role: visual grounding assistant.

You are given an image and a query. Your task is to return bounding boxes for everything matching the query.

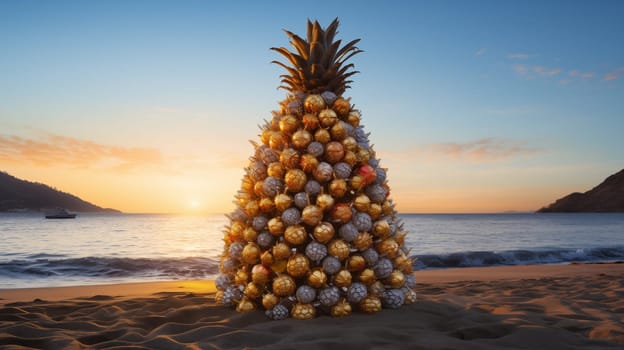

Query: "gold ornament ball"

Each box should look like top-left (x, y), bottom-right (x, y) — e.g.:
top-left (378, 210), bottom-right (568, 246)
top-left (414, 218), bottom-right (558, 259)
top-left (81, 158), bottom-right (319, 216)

top-left (269, 131), bottom-right (285, 150)
top-left (279, 114), bottom-right (299, 134)
top-left (235, 269), bottom-right (249, 285)
top-left (372, 220), bottom-right (391, 238)
top-left (329, 178), bottom-right (348, 198)
top-left (332, 98), bottom-right (351, 117)
top-left (358, 268), bottom-right (377, 285)
top-left (316, 193), bottom-right (335, 212)
top-left (267, 161), bottom-right (284, 178)
top-left (354, 194), bottom-right (371, 212)
top-left (368, 203), bottom-right (383, 220)
top-left (262, 293), bottom-right (279, 310)
top-left (333, 269), bottom-right (353, 287)
top-left (313, 221), bottom-right (335, 243)
top-left (347, 110), bottom-right (361, 127)
top-left (307, 268), bottom-right (328, 288)
top-left (304, 94), bottom-right (326, 113)
top-left (356, 148), bottom-right (371, 164)
top-left (244, 200), bottom-right (260, 218)
top-left (331, 299), bottom-right (352, 317)
top-left (352, 232), bottom-right (373, 251)
top-left (251, 264), bottom-right (271, 285)
top-left (376, 238), bottom-right (400, 258)
top-left (350, 175), bottom-right (366, 192)
top-left (330, 203), bottom-right (352, 224)
top-left (314, 128), bottom-right (331, 144)
top-left (274, 194), bottom-right (293, 213)
top-left (260, 251), bottom-right (274, 266)
top-left (343, 150), bottom-right (358, 166)
top-left (241, 243), bottom-right (260, 264)
top-left (292, 129), bottom-right (313, 149)
top-left (245, 282), bottom-right (262, 299)
top-left (285, 169), bottom-right (307, 192)
top-left (272, 274), bottom-right (296, 297)
top-left (236, 297), bottom-right (256, 313)
top-left (302, 113), bottom-right (319, 130)
top-left (324, 141), bottom-right (345, 164)
top-left (300, 154), bottom-right (319, 173)
top-left (243, 227), bottom-right (258, 242)
top-left (302, 205), bottom-right (323, 226)
top-left (319, 108), bottom-right (338, 128)
top-left (267, 217), bottom-right (285, 236)
top-left (330, 121), bottom-right (347, 141)
top-left (342, 136), bottom-right (357, 152)
top-left (254, 180), bottom-right (264, 197)
top-left (328, 239), bottom-right (351, 261)
top-left (284, 225), bottom-right (307, 245)
top-left (359, 295), bottom-right (382, 314)
top-left (286, 253), bottom-right (310, 277)
top-left (259, 197), bottom-right (275, 213)
top-left (280, 148), bottom-right (300, 169)
top-left (386, 270), bottom-right (406, 289)
top-left (230, 221), bottom-right (245, 239)
top-left (272, 242), bottom-right (292, 260)
top-left (291, 303), bottom-right (316, 320)
top-left (347, 254), bottom-right (366, 272)
top-left (394, 254), bottom-right (414, 274)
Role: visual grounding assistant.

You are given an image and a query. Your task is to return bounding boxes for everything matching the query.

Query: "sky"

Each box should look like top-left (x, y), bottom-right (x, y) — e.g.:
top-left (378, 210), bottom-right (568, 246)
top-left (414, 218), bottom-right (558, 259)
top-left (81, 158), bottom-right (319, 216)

top-left (1, 0), bottom-right (623, 214)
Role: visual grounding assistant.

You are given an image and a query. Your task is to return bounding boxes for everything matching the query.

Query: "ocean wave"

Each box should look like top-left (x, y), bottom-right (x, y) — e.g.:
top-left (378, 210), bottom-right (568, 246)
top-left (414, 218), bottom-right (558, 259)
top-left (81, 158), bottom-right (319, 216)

top-left (2, 246), bottom-right (623, 282)
top-left (414, 246), bottom-right (624, 269)
top-left (0, 256), bottom-right (220, 280)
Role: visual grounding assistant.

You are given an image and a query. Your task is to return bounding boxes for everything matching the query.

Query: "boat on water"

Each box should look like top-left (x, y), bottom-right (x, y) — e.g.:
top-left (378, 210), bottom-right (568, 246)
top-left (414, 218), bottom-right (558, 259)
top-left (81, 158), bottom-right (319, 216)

top-left (45, 208), bottom-right (77, 219)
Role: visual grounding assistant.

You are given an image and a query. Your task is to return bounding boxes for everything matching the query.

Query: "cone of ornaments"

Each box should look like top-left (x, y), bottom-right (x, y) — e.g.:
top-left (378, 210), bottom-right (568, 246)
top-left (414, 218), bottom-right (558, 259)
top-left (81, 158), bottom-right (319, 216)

top-left (215, 18), bottom-right (416, 320)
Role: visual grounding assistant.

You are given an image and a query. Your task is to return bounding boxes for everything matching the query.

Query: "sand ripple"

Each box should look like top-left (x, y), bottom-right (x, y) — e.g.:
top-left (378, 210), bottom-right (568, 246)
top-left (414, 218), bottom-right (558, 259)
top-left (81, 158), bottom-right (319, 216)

top-left (1, 269), bottom-right (623, 349)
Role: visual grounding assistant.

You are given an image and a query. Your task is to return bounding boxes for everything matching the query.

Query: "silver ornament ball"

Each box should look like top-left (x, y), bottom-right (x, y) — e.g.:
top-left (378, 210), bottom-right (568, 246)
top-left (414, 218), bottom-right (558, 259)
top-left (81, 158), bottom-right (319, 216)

top-left (347, 282), bottom-right (368, 303)
top-left (296, 285), bottom-right (317, 303)
top-left (322, 256), bottom-right (342, 275)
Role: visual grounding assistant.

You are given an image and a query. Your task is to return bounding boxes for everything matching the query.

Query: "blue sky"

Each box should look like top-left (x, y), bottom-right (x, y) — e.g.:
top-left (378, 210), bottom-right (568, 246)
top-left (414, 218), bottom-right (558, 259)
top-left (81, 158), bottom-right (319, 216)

top-left (1, 1), bottom-right (623, 213)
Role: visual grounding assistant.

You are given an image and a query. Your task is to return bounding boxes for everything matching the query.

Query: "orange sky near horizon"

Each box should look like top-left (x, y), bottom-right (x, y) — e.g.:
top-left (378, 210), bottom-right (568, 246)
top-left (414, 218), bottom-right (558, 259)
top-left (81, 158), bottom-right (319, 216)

top-left (0, 132), bottom-right (589, 214)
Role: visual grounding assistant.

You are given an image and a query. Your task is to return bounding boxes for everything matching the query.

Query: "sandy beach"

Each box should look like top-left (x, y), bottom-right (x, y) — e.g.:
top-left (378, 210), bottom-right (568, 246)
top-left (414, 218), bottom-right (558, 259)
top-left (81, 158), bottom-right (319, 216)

top-left (1, 263), bottom-right (622, 349)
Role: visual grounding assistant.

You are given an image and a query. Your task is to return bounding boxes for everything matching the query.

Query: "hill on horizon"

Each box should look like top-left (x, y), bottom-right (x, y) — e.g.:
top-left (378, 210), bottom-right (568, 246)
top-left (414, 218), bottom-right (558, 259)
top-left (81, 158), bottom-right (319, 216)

top-left (0, 171), bottom-right (120, 213)
top-left (538, 169), bottom-right (624, 213)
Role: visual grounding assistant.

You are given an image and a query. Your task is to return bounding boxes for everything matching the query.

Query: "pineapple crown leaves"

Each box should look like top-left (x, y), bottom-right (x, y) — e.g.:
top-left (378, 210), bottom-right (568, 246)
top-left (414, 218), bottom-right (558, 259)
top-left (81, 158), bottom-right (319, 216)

top-left (271, 18), bottom-right (363, 96)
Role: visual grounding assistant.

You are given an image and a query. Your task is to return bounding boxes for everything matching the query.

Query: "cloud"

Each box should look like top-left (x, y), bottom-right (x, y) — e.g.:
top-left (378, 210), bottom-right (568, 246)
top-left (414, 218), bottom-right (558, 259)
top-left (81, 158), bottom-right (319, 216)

top-left (474, 48), bottom-right (487, 57)
top-left (383, 138), bottom-right (541, 163)
top-left (532, 65), bottom-right (561, 77)
top-left (604, 67), bottom-right (624, 81)
top-left (507, 53), bottom-right (531, 59)
top-left (569, 70), bottom-right (594, 79)
top-left (513, 64), bottom-right (562, 78)
top-left (513, 64), bottom-right (529, 75)
top-left (427, 138), bottom-right (540, 161)
top-left (0, 133), bottom-right (165, 172)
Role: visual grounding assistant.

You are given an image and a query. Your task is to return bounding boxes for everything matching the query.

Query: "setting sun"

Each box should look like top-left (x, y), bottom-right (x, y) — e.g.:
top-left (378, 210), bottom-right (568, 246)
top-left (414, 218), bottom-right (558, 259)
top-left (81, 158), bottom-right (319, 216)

top-left (189, 199), bottom-right (201, 210)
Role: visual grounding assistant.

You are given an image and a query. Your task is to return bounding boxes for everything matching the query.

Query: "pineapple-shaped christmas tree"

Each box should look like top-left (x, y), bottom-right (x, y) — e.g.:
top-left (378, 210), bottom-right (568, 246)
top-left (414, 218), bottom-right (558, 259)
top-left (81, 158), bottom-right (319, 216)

top-left (215, 18), bottom-right (416, 319)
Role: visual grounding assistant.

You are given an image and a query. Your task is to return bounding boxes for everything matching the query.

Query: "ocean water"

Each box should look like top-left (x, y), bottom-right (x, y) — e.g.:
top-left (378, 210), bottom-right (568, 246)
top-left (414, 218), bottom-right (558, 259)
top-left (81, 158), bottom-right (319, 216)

top-left (1, 212), bottom-right (623, 289)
